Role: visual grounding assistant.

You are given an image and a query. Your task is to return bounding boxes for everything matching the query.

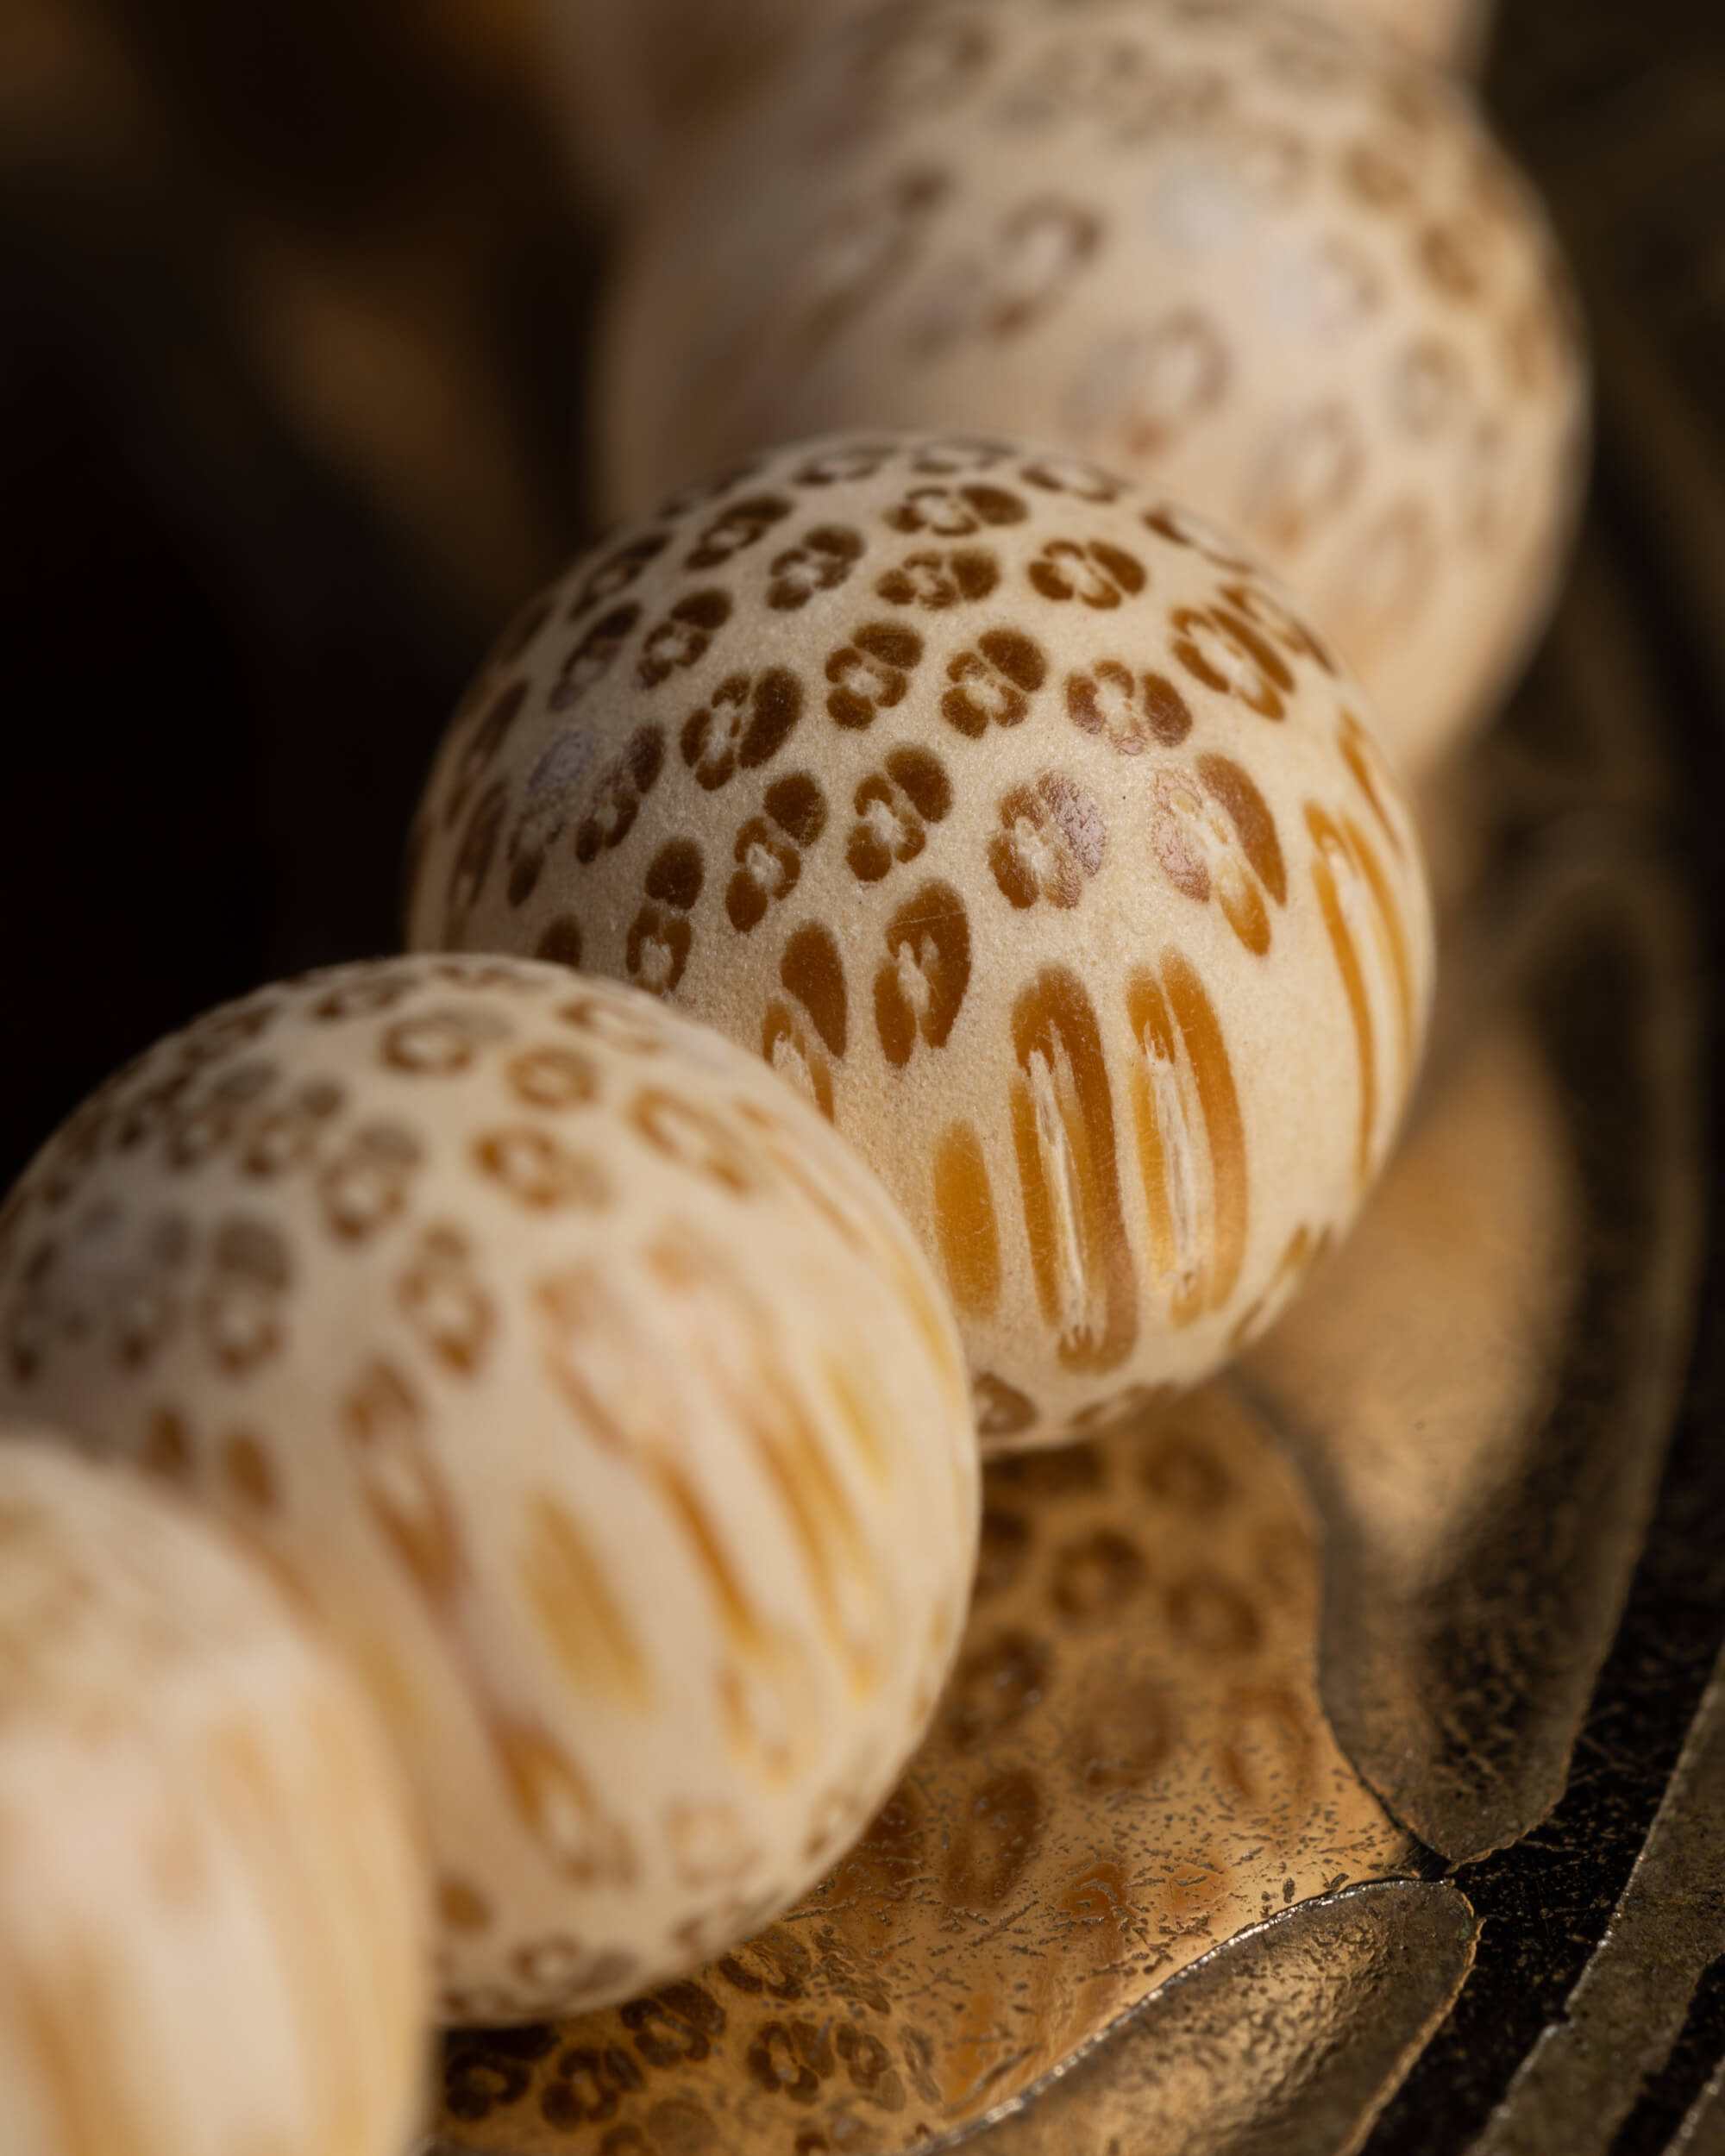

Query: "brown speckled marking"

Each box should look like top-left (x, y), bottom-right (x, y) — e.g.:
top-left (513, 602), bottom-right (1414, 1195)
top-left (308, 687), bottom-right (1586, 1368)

top-left (549, 604), bottom-right (640, 717)
top-left (1337, 707), bottom-right (1407, 857)
top-left (1149, 760), bottom-right (1284, 956)
top-left (911, 438), bottom-right (1014, 477)
top-left (1126, 956), bottom-right (1247, 1325)
top-left (194, 1221), bottom-right (289, 1376)
top-left (941, 628), bottom-right (1047, 736)
top-left (765, 525), bottom-right (865, 611)
top-left (915, 196), bottom-right (1101, 353)
top-left (875, 882), bottom-right (972, 1068)
top-left (574, 728), bottom-right (666, 865)
top-left (1010, 966), bottom-right (1137, 1374)
top-left (630, 1089), bottom-right (761, 1198)
top-left (649, 1228), bottom-right (879, 1694)
top-left (1066, 661), bottom-right (1192, 751)
top-left (826, 622), bottom-right (924, 730)
top-left (762, 1005), bottom-right (836, 1121)
top-left (847, 746), bottom-right (952, 882)
top-left (342, 1357), bottom-right (461, 1603)
top-left (989, 772), bottom-right (1107, 911)
top-left (506, 1045), bottom-right (599, 1113)
top-left (626, 906), bottom-right (692, 996)
top-left (439, 1875), bottom-right (495, 1935)
top-left (875, 547), bottom-right (1000, 610)
top-left (884, 482), bottom-right (1028, 535)
top-left (726, 818), bottom-right (802, 935)
top-left (975, 1372), bottom-right (1038, 1442)
top-left (1019, 449), bottom-right (1121, 502)
top-left (219, 1428), bottom-right (278, 1512)
top-left (306, 979), bottom-right (411, 1026)
top-left (140, 1405), bottom-right (195, 1483)
top-left (1215, 579), bottom-right (1339, 676)
top-left (383, 1006), bottom-right (508, 1078)
top-left (521, 1493), bottom-right (654, 1711)
top-left (1307, 805), bottom-right (1378, 1189)
top-left (1245, 403), bottom-right (1365, 550)
top-left (535, 917), bottom-right (585, 969)
top-left (398, 1225), bottom-right (497, 1376)
top-left (932, 1122), bottom-right (1003, 1320)
top-left (1170, 605), bottom-right (1293, 718)
top-left (474, 1128), bottom-right (610, 1213)
top-left (241, 1077), bottom-right (344, 1180)
top-left (794, 442), bottom-right (899, 489)
top-left (492, 1719), bottom-right (637, 1887)
top-left (1340, 812), bottom-right (1416, 1076)
top-left (685, 495), bottom-right (792, 571)
top-left (568, 534), bottom-right (668, 621)
top-left (762, 774), bottom-right (827, 853)
top-left (795, 168), bottom-right (950, 355)
top-left (530, 1259), bottom-right (810, 1773)
top-left (1071, 309), bottom-right (1230, 461)
top-left (1026, 537), bottom-right (1145, 608)
top-left (442, 680), bottom-right (530, 834)
top-left (681, 671), bottom-right (804, 791)
top-left (637, 590), bottom-right (732, 692)
top-left (1226, 1220), bottom-right (1331, 1351)
top-left (319, 1130), bottom-right (427, 1250)
top-left (1200, 754), bottom-right (1287, 905)
top-left (445, 782), bottom-right (507, 943)
top-left (1141, 504), bottom-right (1257, 573)
top-left (779, 924), bottom-right (848, 1060)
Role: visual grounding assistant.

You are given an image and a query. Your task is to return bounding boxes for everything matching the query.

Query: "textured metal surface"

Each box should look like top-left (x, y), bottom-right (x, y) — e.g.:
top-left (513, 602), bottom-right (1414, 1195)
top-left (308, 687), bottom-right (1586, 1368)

top-left (954, 1880), bottom-right (1477, 2156)
top-left (1244, 827), bottom-right (1703, 1863)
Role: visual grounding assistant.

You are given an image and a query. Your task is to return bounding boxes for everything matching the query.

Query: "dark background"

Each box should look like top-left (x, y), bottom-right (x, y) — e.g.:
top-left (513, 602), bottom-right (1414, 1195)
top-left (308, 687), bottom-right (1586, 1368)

top-left (1, 0), bottom-right (1722, 1191)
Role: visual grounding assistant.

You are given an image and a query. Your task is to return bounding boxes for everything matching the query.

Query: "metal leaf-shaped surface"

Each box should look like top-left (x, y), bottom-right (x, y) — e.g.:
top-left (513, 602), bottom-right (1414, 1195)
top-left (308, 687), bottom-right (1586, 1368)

top-left (955, 1880), bottom-right (1477, 2156)
top-left (1243, 839), bottom-right (1703, 1862)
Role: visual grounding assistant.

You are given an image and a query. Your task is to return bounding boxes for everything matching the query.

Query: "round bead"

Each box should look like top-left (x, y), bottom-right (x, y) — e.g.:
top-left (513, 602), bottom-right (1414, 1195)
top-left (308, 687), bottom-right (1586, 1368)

top-left (544, 0), bottom-right (1494, 212)
top-left (0, 1437), bottom-right (428, 2155)
top-left (403, 433), bottom-right (1435, 1448)
top-left (0, 960), bottom-right (978, 2020)
top-left (593, 0), bottom-right (1585, 775)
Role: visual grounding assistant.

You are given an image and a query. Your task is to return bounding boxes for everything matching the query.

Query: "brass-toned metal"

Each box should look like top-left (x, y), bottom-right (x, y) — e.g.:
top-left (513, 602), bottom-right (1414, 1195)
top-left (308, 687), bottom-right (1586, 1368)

top-left (952, 1880), bottom-right (1477, 2156)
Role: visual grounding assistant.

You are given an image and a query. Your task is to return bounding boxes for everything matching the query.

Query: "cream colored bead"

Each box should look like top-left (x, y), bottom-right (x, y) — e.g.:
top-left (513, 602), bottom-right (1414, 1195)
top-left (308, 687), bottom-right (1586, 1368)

top-left (542, 0), bottom-right (1493, 210)
top-left (402, 433), bottom-right (1434, 1449)
top-left (0, 1436), bottom-right (429, 2156)
top-left (593, 0), bottom-right (1583, 776)
top-left (0, 961), bottom-right (976, 2022)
